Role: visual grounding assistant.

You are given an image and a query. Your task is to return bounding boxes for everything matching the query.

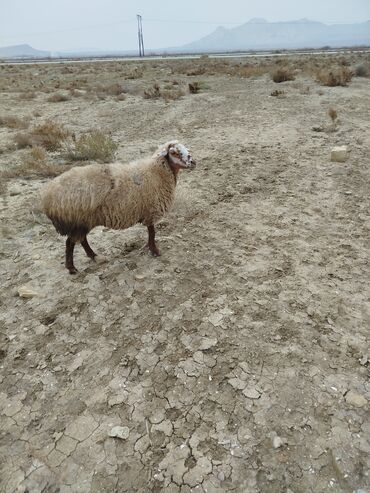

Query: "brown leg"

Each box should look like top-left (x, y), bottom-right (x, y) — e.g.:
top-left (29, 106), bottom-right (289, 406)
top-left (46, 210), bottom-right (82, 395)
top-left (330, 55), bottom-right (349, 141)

top-left (66, 237), bottom-right (77, 274)
top-left (147, 225), bottom-right (161, 257)
top-left (81, 236), bottom-right (97, 260)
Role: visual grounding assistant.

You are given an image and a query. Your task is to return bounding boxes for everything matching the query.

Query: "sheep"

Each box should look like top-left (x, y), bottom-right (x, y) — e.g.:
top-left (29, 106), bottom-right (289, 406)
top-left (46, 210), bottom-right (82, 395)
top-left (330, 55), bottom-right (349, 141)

top-left (41, 141), bottom-right (196, 274)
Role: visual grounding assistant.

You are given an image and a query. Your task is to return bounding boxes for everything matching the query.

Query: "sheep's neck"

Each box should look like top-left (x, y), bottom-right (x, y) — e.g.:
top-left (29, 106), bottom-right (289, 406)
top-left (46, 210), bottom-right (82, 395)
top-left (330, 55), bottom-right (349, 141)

top-left (167, 161), bottom-right (179, 184)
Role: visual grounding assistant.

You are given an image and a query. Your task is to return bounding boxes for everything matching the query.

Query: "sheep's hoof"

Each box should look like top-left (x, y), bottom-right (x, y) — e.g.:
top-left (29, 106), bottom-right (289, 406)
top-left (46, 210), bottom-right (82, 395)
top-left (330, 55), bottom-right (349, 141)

top-left (68, 267), bottom-right (78, 274)
top-left (150, 249), bottom-right (161, 257)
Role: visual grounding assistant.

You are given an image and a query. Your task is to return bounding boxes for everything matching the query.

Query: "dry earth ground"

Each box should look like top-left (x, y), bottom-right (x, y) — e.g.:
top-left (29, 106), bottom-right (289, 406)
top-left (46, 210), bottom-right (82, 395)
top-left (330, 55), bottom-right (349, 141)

top-left (0, 55), bottom-right (369, 492)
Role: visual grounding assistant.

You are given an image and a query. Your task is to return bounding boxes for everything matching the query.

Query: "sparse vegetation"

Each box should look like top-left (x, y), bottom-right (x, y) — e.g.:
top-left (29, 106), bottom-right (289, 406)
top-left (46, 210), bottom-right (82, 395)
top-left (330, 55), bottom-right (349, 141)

top-left (47, 92), bottom-right (69, 102)
top-left (272, 67), bottom-right (295, 83)
top-left (14, 121), bottom-right (70, 151)
top-left (188, 82), bottom-right (201, 94)
top-left (354, 62), bottom-right (370, 77)
top-left (144, 83), bottom-right (161, 99)
top-left (94, 83), bottom-right (126, 98)
top-left (124, 67), bottom-right (144, 79)
top-left (19, 91), bottom-right (37, 100)
top-left (270, 89), bottom-right (285, 97)
top-left (316, 67), bottom-right (353, 86)
top-left (65, 130), bottom-right (118, 163)
top-left (0, 115), bottom-right (29, 129)
top-left (2, 146), bottom-right (72, 180)
top-left (328, 107), bottom-right (338, 132)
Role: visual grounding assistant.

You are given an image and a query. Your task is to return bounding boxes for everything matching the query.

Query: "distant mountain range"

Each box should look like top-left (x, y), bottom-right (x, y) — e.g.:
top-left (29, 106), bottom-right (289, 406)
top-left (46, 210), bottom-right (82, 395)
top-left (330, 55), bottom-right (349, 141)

top-left (1, 19), bottom-right (369, 59)
top-left (0, 44), bottom-right (50, 58)
top-left (179, 19), bottom-right (370, 52)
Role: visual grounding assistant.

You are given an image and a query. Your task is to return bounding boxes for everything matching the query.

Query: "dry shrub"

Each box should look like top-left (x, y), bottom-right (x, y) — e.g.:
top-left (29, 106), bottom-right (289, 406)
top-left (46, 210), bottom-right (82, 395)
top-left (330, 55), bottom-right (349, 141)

top-left (272, 67), bottom-right (295, 83)
top-left (1, 146), bottom-right (73, 180)
top-left (19, 91), bottom-right (36, 100)
top-left (125, 67), bottom-right (144, 79)
top-left (188, 82), bottom-right (200, 94)
top-left (144, 83), bottom-right (161, 99)
top-left (65, 130), bottom-right (118, 163)
top-left (354, 63), bottom-right (370, 77)
top-left (47, 93), bottom-right (69, 102)
top-left (271, 89), bottom-right (285, 97)
top-left (0, 115), bottom-right (29, 129)
top-left (328, 107), bottom-right (338, 123)
top-left (68, 88), bottom-right (86, 98)
top-left (15, 121), bottom-right (70, 151)
top-left (94, 83), bottom-right (125, 97)
top-left (328, 107), bottom-right (338, 132)
top-left (316, 67), bottom-right (353, 86)
top-left (162, 89), bottom-right (184, 102)
top-left (21, 146), bottom-right (47, 168)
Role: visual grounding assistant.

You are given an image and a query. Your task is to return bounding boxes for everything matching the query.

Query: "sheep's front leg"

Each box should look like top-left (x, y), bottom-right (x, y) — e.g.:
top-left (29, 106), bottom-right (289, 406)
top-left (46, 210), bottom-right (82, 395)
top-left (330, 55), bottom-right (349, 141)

top-left (81, 236), bottom-right (97, 260)
top-left (66, 237), bottom-right (77, 274)
top-left (147, 225), bottom-right (161, 257)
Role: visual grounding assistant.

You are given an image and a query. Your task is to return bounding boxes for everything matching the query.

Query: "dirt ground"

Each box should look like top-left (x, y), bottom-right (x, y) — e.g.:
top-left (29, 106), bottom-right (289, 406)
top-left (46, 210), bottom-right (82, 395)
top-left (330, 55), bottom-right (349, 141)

top-left (0, 55), bottom-right (369, 493)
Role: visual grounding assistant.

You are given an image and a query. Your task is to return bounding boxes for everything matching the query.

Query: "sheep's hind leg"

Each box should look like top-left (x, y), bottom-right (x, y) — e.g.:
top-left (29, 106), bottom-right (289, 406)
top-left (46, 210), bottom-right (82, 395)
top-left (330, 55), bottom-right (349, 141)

top-left (66, 237), bottom-right (77, 274)
top-left (147, 225), bottom-right (161, 257)
top-left (81, 236), bottom-right (97, 260)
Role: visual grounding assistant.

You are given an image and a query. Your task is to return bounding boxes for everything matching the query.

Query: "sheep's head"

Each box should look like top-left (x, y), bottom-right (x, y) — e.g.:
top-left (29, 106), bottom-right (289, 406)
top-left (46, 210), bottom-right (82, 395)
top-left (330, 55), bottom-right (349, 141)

top-left (157, 141), bottom-right (196, 171)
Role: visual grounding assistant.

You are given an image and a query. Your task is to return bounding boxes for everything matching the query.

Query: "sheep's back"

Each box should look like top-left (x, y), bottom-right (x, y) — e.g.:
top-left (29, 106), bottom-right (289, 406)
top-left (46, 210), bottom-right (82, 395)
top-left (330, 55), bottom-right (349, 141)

top-left (99, 161), bottom-right (176, 229)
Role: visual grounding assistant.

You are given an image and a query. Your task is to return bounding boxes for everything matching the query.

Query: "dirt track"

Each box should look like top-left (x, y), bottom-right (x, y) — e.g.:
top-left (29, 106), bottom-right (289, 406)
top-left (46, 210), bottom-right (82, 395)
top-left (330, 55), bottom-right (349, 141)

top-left (0, 58), bottom-right (369, 492)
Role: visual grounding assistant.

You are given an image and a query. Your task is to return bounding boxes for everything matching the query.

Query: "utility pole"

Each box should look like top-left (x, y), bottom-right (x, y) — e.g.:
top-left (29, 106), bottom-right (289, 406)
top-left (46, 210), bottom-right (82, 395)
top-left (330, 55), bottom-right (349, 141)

top-left (137, 14), bottom-right (145, 57)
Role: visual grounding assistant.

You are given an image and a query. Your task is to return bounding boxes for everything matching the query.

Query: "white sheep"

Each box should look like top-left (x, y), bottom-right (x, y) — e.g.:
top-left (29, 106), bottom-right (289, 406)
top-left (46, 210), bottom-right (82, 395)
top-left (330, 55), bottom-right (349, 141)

top-left (41, 141), bottom-right (196, 273)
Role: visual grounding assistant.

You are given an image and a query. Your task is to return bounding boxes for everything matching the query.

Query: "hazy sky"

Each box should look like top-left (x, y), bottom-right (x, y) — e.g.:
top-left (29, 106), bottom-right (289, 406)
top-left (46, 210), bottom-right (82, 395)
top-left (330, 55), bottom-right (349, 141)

top-left (2, 0), bottom-right (370, 52)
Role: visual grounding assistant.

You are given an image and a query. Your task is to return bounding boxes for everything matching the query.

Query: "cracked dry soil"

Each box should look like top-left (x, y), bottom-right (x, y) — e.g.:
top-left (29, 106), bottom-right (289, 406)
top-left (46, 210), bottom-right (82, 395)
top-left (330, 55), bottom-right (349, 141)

top-left (0, 59), bottom-right (370, 492)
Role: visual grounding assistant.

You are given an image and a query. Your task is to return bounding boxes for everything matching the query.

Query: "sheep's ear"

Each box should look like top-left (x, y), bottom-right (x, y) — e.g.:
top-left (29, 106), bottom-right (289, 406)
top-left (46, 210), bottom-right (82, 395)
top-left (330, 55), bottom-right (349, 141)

top-left (158, 149), bottom-right (169, 158)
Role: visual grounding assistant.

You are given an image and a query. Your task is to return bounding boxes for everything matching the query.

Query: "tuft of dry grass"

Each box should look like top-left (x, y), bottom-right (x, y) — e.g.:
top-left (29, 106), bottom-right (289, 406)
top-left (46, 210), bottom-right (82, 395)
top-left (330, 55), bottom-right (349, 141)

top-left (124, 67), bottom-right (144, 79)
top-left (328, 107), bottom-right (338, 123)
top-left (93, 83), bottom-right (126, 98)
top-left (271, 67), bottom-right (295, 83)
top-left (162, 88), bottom-right (185, 102)
top-left (0, 115), bottom-right (30, 129)
top-left (47, 93), bottom-right (69, 102)
top-left (354, 63), bottom-right (370, 77)
top-left (188, 82), bottom-right (201, 94)
top-left (65, 130), bottom-right (118, 163)
top-left (316, 67), bottom-right (353, 86)
top-left (19, 91), bottom-right (37, 100)
top-left (144, 83), bottom-right (161, 99)
top-left (2, 146), bottom-right (73, 180)
top-left (270, 89), bottom-right (285, 97)
top-left (14, 121), bottom-right (70, 151)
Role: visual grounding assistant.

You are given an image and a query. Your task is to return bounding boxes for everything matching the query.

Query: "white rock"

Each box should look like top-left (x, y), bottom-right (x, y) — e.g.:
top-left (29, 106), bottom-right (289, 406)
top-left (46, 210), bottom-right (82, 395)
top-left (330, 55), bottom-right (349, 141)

top-left (272, 436), bottom-right (284, 449)
top-left (331, 146), bottom-right (348, 163)
top-left (109, 426), bottom-right (130, 439)
top-left (18, 285), bottom-right (39, 299)
top-left (345, 390), bottom-right (367, 408)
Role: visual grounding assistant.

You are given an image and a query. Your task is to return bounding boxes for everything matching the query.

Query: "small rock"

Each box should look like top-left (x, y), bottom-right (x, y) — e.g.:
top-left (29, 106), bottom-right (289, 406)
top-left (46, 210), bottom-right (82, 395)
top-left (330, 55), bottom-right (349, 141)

top-left (243, 387), bottom-right (261, 399)
top-left (229, 378), bottom-right (246, 390)
top-left (18, 285), bottom-right (39, 299)
top-left (109, 425), bottom-right (130, 440)
top-left (208, 312), bottom-right (224, 326)
top-left (218, 471), bottom-right (225, 481)
top-left (331, 145), bottom-right (348, 163)
top-left (359, 355), bottom-right (368, 366)
top-left (272, 436), bottom-right (284, 449)
top-left (345, 390), bottom-right (367, 407)
top-left (199, 337), bottom-right (217, 351)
